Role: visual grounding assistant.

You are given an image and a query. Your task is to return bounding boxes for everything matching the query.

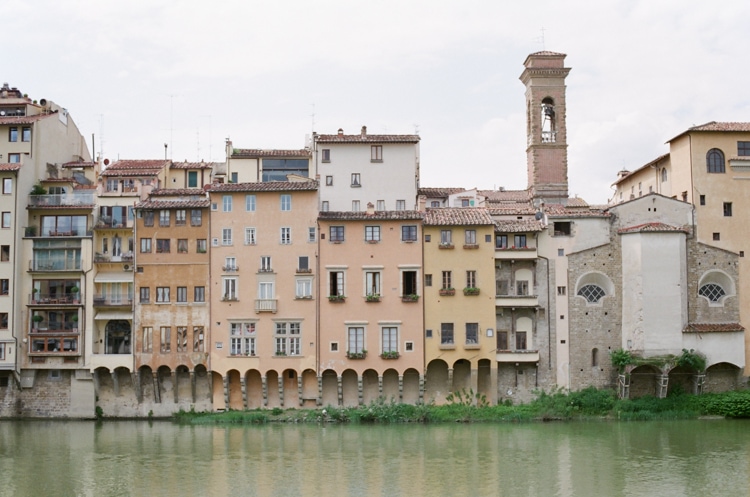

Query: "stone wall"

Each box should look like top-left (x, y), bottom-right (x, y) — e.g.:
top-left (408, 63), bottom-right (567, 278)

top-left (688, 242), bottom-right (740, 324)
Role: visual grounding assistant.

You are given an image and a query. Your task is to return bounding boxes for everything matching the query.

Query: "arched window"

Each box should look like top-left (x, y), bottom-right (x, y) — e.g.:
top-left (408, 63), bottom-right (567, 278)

top-left (578, 284), bottom-right (605, 303)
top-left (661, 168), bottom-right (668, 182)
top-left (698, 283), bottom-right (726, 303)
top-left (707, 149), bottom-right (725, 173)
top-left (540, 97), bottom-right (556, 143)
top-left (698, 270), bottom-right (735, 306)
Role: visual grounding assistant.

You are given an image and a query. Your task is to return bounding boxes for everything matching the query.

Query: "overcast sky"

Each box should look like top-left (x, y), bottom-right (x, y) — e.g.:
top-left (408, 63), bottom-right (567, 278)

top-left (6, 0), bottom-right (750, 204)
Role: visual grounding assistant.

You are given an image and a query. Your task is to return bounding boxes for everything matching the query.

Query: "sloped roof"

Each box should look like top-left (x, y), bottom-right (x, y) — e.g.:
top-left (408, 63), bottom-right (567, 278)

top-left (231, 149), bottom-right (310, 158)
top-left (0, 113), bottom-right (54, 125)
top-left (208, 181), bottom-right (318, 192)
top-left (683, 323), bottom-right (744, 333)
top-left (479, 189), bottom-right (531, 203)
top-left (169, 161), bottom-right (217, 169)
top-left (135, 199), bottom-right (211, 210)
top-left (0, 163), bottom-right (22, 171)
top-left (495, 219), bottom-right (545, 233)
top-left (668, 121), bottom-right (750, 143)
top-left (618, 222), bottom-right (689, 234)
top-left (315, 133), bottom-right (419, 144)
top-left (149, 188), bottom-right (206, 197)
top-left (319, 211), bottom-right (423, 221)
top-left (62, 160), bottom-right (95, 168)
top-left (545, 205), bottom-right (610, 218)
top-left (101, 160), bottom-right (169, 177)
top-left (418, 187), bottom-right (467, 198)
top-left (488, 206), bottom-right (537, 216)
top-left (423, 208), bottom-right (495, 226)
top-left (611, 153), bottom-right (670, 186)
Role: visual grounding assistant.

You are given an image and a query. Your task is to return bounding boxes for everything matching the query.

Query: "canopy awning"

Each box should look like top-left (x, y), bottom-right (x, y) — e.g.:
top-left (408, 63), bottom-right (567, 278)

top-left (94, 311), bottom-right (133, 321)
top-left (94, 272), bottom-right (133, 283)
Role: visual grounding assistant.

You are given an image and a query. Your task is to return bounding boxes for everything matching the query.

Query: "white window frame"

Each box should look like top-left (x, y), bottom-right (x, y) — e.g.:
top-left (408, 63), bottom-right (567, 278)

top-left (328, 270), bottom-right (345, 297)
top-left (222, 195), bottom-right (232, 212)
top-left (348, 326), bottom-right (365, 354)
top-left (296, 278), bottom-right (313, 298)
top-left (396, 200), bottom-right (406, 211)
top-left (280, 227), bottom-right (291, 245)
top-left (280, 194), bottom-right (292, 211)
top-left (260, 256), bottom-right (272, 272)
top-left (230, 322), bottom-right (256, 356)
top-left (222, 228), bottom-right (233, 246)
top-left (308, 227), bottom-right (316, 242)
top-left (365, 225), bottom-right (380, 242)
top-left (222, 277), bottom-right (238, 300)
top-left (275, 322), bottom-right (301, 356)
top-left (244, 227), bottom-right (256, 245)
top-left (245, 195), bottom-right (256, 211)
top-left (259, 281), bottom-right (274, 300)
top-left (2, 178), bottom-right (11, 195)
top-left (364, 270), bottom-right (382, 297)
top-left (377, 200), bottom-right (385, 211)
top-left (382, 326), bottom-right (398, 354)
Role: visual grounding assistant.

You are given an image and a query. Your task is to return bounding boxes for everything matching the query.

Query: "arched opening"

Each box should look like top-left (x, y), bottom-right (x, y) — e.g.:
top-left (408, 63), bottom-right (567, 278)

top-left (226, 369), bottom-right (243, 410)
top-left (452, 359), bottom-right (472, 392)
top-left (105, 320), bottom-right (131, 354)
top-left (301, 369), bottom-right (319, 408)
top-left (425, 359), bottom-right (449, 404)
top-left (382, 369), bottom-right (400, 402)
top-left (402, 368), bottom-right (421, 404)
top-left (704, 362), bottom-right (742, 393)
top-left (628, 365), bottom-right (661, 399)
top-left (575, 272), bottom-right (615, 305)
top-left (707, 148), bottom-right (725, 173)
top-left (592, 348), bottom-right (599, 368)
top-left (321, 369), bottom-right (339, 407)
top-left (266, 370), bottom-right (281, 408)
top-left (341, 369), bottom-right (359, 407)
top-left (282, 369), bottom-right (299, 407)
top-left (245, 370), bottom-right (263, 408)
top-left (362, 369), bottom-right (380, 404)
top-left (540, 97), bottom-right (556, 143)
top-left (698, 270), bottom-right (735, 307)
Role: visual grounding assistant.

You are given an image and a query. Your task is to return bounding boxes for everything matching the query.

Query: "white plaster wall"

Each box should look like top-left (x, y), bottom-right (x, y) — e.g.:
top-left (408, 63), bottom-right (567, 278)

top-left (683, 332), bottom-right (745, 369)
top-left (612, 193), bottom-right (693, 229)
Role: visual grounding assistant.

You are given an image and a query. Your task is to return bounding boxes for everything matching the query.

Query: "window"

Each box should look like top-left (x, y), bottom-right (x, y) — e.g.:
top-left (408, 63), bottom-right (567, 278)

top-left (382, 327), bottom-right (398, 354)
top-left (245, 227), bottom-right (256, 245)
top-left (699, 283), bottom-right (726, 303)
top-left (222, 277), bottom-right (238, 300)
top-left (738, 141), bottom-right (750, 156)
top-left (402, 270), bottom-right (417, 296)
top-left (224, 256), bottom-right (237, 271)
top-left (497, 331), bottom-right (508, 350)
top-left (230, 322), bottom-right (256, 356)
top-left (296, 278), bottom-right (313, 298)
top-left (280, 194), bottom-right (291, 211)
top-left (401, 225), bottom-right (417, 242)
top-left (661, 168), bottom-right (668, 182)
top-left (395, 200), bottom-right (406, 211)
top-left (558, 248), bottom-right (564, 257)
top-left (577, 284), bottom-right (605, 303)
top-left (516, 332), bottom-right (527, 350)
top-left (308, 227), bottom-right (316, 242)
top-left (190, 209), bottom-right (202, 226)
top-left (280, 227), bottom-right (291, 244)
top-left (365, 226), bottom-right (380, 242)
top-left (557, 286), bottom-right (566, 296)
top-left (245, 195), bottom-right (256, 211)
top-left (142, 327), bottom-right (153, 353)
top-left (156, 239), bottom-right (170, 253)
top-left (1, 212), bottom-right (10, 228)
top-left (700, 195), bottom-right (706, 206)
top-left (329, 271), bottom-right (344, 296)
top-left (177, 239), bottom-right (188, 253)
top-left (6, 153), bottom-right (20, 164)
top-left (321, 201), bottom-right (329, 212)
top-left (707, 148), bottom-right (725, 173)
top-left (143, 211), bottom-right (154, 227)
top-left (160, 327), bottom-right (171, 353)
top-left (260, 256), bottom-right (272, 272)
top-left (196, 239), bottom-right (207, 253)
top-left (466, 323), bottom-right (478, 344)
top-left (193, 326), bottom-right (205, 352)
top-left (365, 271), bottom-right (381, 296)
top-left (713, 232), bottom-right (721, 241)
top-left (159, 210), bottom-right (170, 227)
top-left (0, 313), bottom-right (7, 329)
top-left (2, 178), bottom-right (11, 194)
top-left (371, 145), bottom-right (383, 162)
top-left (326, 175), bottom-right (333, 186)
top-left (222, 228), bottom-right (233, 246)
top-left (514, 235), bottom-right (527, 248)
top-left (441, 323), bottom-right (454, 345)
top-left (431, 201), bottom-right (440, 208)
top-left (442, 271), bottom-right (452, 289)
top-left (175, 327), bottom-right (188, 352)
top-left (0, 279), bottom-right (8, 295)
top-left (724, 202), bottom-right (732, 217)
top-left (156, 287), bottom-right (170, 303)
top-left (425, 274), bottom-right (432, 287)
top-left (258, 281), bottom-right (274, 300)
top-left (222, 195), bottom-right (233, 212)
top-left (275, 322), bottom-right (301, 356)
top-left (193, 286), bottom-right (206, 302)
top-left (348, 327), bottom-right (365, 354)
top-left (177, 287), bottom-right (187, 303)
top-left (1, 245), bottom-right (8, 261)
top-left (140, 287), bottom-right (150, 303)
top-left (21, 127), bottom-right (31, 142)
top-left (298, 256), bottom-right (309, 271)
top-left (322, 149), bottom-right (331, 162)
top-left (377, 200), bottom-right (385, 211)
top-left (352, 200), bottom-right (360, 211)
top-left (466, 270), bottom-right (477, 288)
top-left (231, 172), bottom-right (238, 183)
top-left (351, 173), bottom-right (361, 187)
top-left (425, 235), bottom-right (431, 242)
top-left (8, 127), bottom-right (18, 142)
top-left (330, 226), bottom-right (345, 242)
top-left (188, 171), bottom-right (198, 188)
top-left (553, 222), bottom-right (571, 236)
top-left (175, 210), bottom-right (186, 226)
top-left (517, 280), bottom-right (529, 296)
top-left (464, 230), bottom-right (477, 245)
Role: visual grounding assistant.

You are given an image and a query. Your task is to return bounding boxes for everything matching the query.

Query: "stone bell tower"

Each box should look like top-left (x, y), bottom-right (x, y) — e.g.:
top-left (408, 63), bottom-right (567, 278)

top-left (520, 51), bottom-right (571, 204)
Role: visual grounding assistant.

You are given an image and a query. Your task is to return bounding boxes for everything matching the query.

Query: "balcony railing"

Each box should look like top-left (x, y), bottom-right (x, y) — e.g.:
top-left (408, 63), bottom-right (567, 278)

top-left (28, 192), bottom-right (95, 207)
top-left (255, 299), bottom-right (278, 313)
top-left (93, 216), bottom-right (131, 229)
top-left (94, 252), bottom-right (134, 263)
top-left (29, 336), bottom-right (80, 355)
top-left (29, 293), bottom-right (81, 305)
top-left (222, 265), bottom-right (239, 272)
top-left (93, 295), bottom-right (134, 307)
top-left (29, 259), bottom-right (82, 272)
top-left (31, 321), bottom-right (80, 332)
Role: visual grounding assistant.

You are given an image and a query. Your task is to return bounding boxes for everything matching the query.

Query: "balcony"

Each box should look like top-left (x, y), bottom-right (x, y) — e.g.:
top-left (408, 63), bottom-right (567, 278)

top-left (29, 335), bottom-right (80, 356)
top-left (29, 293), bottom-right (81, 305)
top-left (31, 320), bottom-right (80, 333)
top-left (29, 259), bottom-right (82, 272)
top-left (222, 265), bottom-right (240, 272)
top-left (495, 294), bottom-right (539, 307)
top-left (94, 252), bottom-right (134, 263)
top-left (255, 299), bottom-right (278, 313)
top-left (28, 192), bottom-right (95, 208)
top-left (93, 295), bottom-right (134, 307)
top-left (496, 350), bottom-right (540, 363)
top-left (495, 246), bottom-right (537, 259)
top-left (102, 183), bottom-right (140, 196)
top-left (93, 216), bottom-right (131, 230)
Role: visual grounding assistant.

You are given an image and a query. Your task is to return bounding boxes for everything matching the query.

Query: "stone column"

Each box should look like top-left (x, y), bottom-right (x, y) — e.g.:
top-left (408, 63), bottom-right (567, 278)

top-left (357, 377), bottom-right (363, 406)
top-left (172, 372), bottom-right (178, 404)
top-left (278, 376), bottom-right (284, 407)
top-left (317, 376), bottom-right (323, 407)
top-left (419, 374), bottom-right (425, 403)
top-left (111, 371), bottom-right (119, 397)
top-left (337, 376), bottom-right (343, 406)
top-left (297, 375), bottom-right (304, 407)
top-left (153, 372), bottom-right (161, 403)
top-left (261, 376), bottom-right (268, 407)
top-left (240, 375), bottom-right (247, 409)
top-left (190, 371), bottom-right (196, 403)
top-left (134, 371), bottom-right (142, 403)
top-left (223, 375), bottom-right (230, 407)
top-left (447, 368), bottom-right (454, 392)
top-left (398, 375), bottom-right (404, 403)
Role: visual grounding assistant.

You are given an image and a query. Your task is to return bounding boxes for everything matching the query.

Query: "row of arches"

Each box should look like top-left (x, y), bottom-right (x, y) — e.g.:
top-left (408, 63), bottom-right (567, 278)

top-left (619, 362), bottom-right (742, 399)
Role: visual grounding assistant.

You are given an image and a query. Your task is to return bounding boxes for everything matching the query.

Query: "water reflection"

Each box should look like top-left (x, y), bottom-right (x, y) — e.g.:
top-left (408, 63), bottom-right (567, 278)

top-left (0, 420), bottom-right (748, 497)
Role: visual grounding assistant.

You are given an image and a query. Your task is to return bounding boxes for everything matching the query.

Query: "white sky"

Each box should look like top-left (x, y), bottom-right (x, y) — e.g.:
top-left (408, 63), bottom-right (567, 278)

top-left (6, 0), bottom-right (750, 204)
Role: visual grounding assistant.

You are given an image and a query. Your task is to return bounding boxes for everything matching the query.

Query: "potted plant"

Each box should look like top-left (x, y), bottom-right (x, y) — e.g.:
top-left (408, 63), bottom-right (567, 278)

top-left (32, 288), bottom-right (39, 304)
top-left (439, 242), bottom-right (454, 249)
top-left (380, 350), bottom-right (399, 359)
top-left (366, 293), bottom-right (381, 302)
top-left (72, 314), bottom-right (79, 332)
top-left (32, 314), bottom-right (44, 330)
top-left (401, 294), bottom-right (419, 302)
top-left (439, 288), bottom-right (456, 296)
top-left (328, 295), bottom-right (346, 303)
top-left (463, 287), bottom-right (480, 296)
top-left (347, 350), bottom-right (367, 359)
top-left (70, 286), bottom-right (80, 303)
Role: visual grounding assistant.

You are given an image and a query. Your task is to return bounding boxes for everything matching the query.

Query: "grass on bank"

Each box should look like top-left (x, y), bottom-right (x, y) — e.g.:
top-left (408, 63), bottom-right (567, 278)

top-left (173, 387), bottom-right (750, 425)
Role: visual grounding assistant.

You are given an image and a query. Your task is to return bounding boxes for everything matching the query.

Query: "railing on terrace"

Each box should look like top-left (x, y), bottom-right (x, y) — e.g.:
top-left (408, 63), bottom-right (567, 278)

top-left (29, 259), bottom-right (82, 272)
top-left (93, 295), bottom-right (134, 306)
top-left (28, 192), bottom-right (95, 207)
top-left (255, 299), bottom-right (277, 313)
top-left (93, 216), bottom-right (132, 229)
top-left (94, 252), bottom-right (134, 263)
top-left (29, 293), bottom-right (81, 305)
top-left (31, 321), bottom-right (80, 332)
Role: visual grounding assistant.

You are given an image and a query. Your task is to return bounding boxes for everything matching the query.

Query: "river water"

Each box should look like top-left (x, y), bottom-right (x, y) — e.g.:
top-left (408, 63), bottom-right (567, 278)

top-left (0, 419), bottom-right (748, 497)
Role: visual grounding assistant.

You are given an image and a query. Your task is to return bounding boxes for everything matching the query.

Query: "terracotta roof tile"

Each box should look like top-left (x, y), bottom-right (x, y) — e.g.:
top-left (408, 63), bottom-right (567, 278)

top-left (618, 222), bottom-right (689, 234)
top-left (418, 187), bottom-right (467, 197)
top-left (668, 121), bottom-right (750, 142)
top-left (683, 323), bottom-right (744, 333)
top-left (208, 181), bottom-right (318, 193)
top-left (136, 199), bottom-right (211, 210)
top-left (495, 219), bottom-right (545, 233)
top-left (315, 133), bottom-right (419, 144)
top-left (0, 163), bottom-right (22, 171)
top-left (488, 206), bottom-right (536, 216)
top-left (149, 188), bottom-right (206, 197)
top-left (529, 50), bottom-right (567, 57)
top-left (62, 161), bottom-right (95, 168)
top-left (546, 205), bottom-right (610, 218)
top-left (319, 211), bottom-right (423, 221)
top-left (479, 189), bottom-right (531, 202)
top-left (423, 207), bottom-right (495, 226)
top-left (0, 113), bottom-right (54, 125)
top-left (169, 161), bottom-right (218, 169)
top-left (101, 160), bottom-right (169, 177)
top-left (231, 149), bottom-right (311, 158)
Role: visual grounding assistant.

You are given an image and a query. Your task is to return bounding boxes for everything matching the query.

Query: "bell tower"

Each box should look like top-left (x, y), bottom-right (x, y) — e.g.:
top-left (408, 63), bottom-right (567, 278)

top-left (520, 51), bottom-right (571, 203)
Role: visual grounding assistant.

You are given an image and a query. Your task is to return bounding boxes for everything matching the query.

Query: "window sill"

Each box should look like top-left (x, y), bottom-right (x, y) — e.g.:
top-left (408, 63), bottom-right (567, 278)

top-left (464, 343), bottom-right (481, 350)
top-left (351, 184), bottom-right (361, 188)
top-left (463, 244), bottom-right (479, 249)
top-left (370, 160), bottom-right (383, 163)
top-left (438, 343), bottom-right (455, 350)
top-left (295, 296), bottom-right (313, 300)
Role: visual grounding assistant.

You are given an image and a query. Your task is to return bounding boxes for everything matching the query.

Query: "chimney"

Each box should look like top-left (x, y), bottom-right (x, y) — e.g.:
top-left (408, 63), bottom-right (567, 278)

top-left (337, 128), bottom-right (344, 136)
top-left (418, 195), bottom-right (427, 212)
top-left (361, 125), bottom-right (367, 137)
top-left (366, 202), bottom-right (375, 215)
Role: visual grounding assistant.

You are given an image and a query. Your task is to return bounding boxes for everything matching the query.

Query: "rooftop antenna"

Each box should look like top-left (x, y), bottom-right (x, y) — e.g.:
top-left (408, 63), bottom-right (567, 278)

top-left (98, 114), bottom-right (105, 161)
top-left (310, 103), bottom-right (316, 133)
top-left (536, 27), bottom-right (547, 50)
top-left (198, 115), bottom-right (213, 161)
top-left (414, 123), bottom-right (420, 135)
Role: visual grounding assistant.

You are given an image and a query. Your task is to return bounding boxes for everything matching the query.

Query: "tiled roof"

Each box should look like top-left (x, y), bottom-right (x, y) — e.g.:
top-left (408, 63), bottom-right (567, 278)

top-left (423, 208), bottom-right (495, 226)
top-left (611, 153), bottom-right (670, 185)
top-left (41, 178), bottom-right (75, 183)
top-left (0, 163), bottom-right (22, 171)
top-left (488, 206), bottom-right (537, 216)
top-left (0, 113), bottom-right (54, 125)
top-left (101, 160), bottom-right (169, 177)
top-left (231, 149), bottom-right (310, 158)
top-left (62, 160), bottom-right (95, 168)
top-left (495, 219), bottom-right (545, 233)
top-left (565, 197), bottom-right (589, 208)
top-left (319, 211), bottom-right (423, 221)
top-left (545, 205), bottom-right (610, 218)
top-left (683, 323), bottom-right (744, 333)
top-left (418, 187), bottom-right (467, 197)
top-left (149, 188), bottom-right (206, 197)
top-left (135, 199), bottom-right (211, 210)
top-left (208, 180), bottom-right (318, 193)
top-left (169, 161), bottom-right (218, 169)
top-left (668, 121), bottom-right (750, 143)
top-left (618, 222), bottom-right (689, 234)
top-left (315, 133), bottom-right (419, 144)
top-left (479, 189), bottom-right (531, 203)
top-left (529, 50), bottom-right (567, 57)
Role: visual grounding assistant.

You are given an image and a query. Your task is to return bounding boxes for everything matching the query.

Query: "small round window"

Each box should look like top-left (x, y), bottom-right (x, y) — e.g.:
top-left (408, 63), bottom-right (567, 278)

top-left (577, 284), bottom-right (605, 303)
top-left (698, 283), bottom-right (725, 303)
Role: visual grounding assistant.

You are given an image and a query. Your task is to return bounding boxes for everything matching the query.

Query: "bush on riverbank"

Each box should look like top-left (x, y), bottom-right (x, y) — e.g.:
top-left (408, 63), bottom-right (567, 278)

top-left (174, 388), bottom-right (750, 425)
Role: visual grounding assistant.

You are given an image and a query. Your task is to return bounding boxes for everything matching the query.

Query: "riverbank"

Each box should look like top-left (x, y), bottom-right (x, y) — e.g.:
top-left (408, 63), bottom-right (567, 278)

top-left (174, 387), bottom-right (750, 425)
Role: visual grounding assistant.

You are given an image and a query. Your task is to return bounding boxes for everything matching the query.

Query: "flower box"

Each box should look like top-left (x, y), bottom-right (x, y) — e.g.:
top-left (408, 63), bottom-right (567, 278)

top-left (380, 351), bottom-right (399, 359)
top-left (438, 243), bottom-right (454, 249)
top-left (328, 295), bottom-right (346, 303)
top-left (463, 287), bottom-right (480, 296)
top-left (401, 294), bottom-right (419, 303)
top-left (463, 244), bottom-right (479, 249)
top-left (439, 288), bottom-right (456, 296)
top-left (347, 351), bottom-right (367, 359)
top-left (365, 294), bottom-right (381, 302)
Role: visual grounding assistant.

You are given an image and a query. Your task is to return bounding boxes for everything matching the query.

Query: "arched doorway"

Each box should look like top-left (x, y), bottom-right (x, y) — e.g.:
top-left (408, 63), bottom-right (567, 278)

top-left (105, 320), bottom-right (131, 354)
